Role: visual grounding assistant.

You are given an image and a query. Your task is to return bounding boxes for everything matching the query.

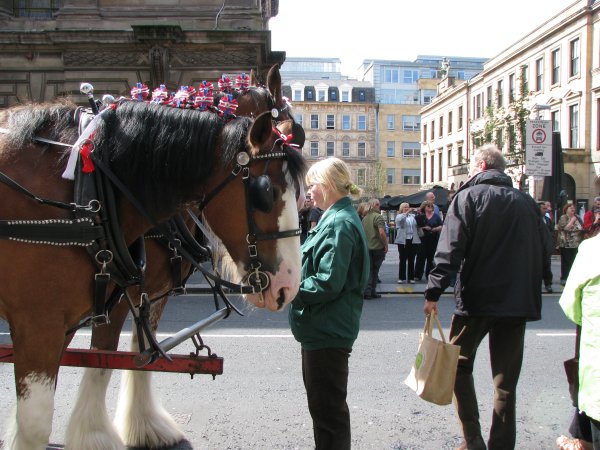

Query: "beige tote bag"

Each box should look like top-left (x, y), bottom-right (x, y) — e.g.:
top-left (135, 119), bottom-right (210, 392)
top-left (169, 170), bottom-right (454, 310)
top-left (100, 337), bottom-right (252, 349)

top-left (404, 312), bottom-right (461, 405)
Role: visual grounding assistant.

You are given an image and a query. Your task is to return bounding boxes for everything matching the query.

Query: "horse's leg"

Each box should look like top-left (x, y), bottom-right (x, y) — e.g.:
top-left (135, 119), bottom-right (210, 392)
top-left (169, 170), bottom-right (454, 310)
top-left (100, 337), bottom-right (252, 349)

top-left (114, 296), bottom-right (185, 448)
top-left (65, 299), bottom-right (130, 450)
top-left (3, 319), bottom-right (65, 450)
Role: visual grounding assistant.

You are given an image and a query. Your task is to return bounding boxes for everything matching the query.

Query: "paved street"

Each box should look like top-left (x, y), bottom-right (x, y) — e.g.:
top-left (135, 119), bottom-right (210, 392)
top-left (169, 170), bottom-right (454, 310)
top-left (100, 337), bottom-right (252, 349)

top-left (0, 247), bottom-right (575, 449)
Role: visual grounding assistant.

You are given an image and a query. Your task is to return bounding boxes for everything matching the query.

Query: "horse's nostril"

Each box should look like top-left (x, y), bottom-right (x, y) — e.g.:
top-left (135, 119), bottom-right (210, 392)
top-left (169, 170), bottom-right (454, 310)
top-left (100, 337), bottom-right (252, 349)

top-left (276, 288), bottom-right (286, 309)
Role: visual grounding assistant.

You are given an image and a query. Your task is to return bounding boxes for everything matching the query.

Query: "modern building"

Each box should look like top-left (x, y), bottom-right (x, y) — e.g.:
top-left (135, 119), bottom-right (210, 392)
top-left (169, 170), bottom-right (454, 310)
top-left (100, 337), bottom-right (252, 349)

top-left (0, 0), bottom-right (283, 106)
top-left (421, 0), bottom-right (600, 208)
top-left (360, 56), bottom-right (487, 196)
top-left (282, 78), bottom-right (379, 197)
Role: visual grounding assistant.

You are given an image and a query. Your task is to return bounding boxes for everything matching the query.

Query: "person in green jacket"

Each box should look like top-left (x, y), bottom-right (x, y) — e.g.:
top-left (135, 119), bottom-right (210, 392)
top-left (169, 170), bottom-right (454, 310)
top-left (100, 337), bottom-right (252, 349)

top-left (289, 157), bottom-right (369, 450)
top-left (558, 234), bottom-right (600, 450)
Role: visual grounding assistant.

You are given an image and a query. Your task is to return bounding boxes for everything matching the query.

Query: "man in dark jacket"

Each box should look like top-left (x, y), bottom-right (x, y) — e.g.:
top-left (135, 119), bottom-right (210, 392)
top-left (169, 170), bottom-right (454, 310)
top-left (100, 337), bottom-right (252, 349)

top-left (423, 144), bottom-right (553, 450)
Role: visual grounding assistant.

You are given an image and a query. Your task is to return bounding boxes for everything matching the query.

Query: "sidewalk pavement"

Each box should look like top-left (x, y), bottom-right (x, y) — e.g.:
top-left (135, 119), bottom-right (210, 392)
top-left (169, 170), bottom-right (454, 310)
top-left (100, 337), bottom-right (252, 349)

top-left (187, 244), bottom-right (563, 296)
top-left (376, 245), bottom-right (563, 296)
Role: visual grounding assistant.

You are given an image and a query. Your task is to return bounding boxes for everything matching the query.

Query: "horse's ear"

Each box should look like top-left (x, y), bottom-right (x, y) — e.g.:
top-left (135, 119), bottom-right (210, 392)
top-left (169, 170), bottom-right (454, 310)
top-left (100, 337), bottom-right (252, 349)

top-left (249, 69), bottom-right (258, 87)
top-left (249, 111), bottom-right (273, 147)
top-left (267, 64), bottom-right (283, 106)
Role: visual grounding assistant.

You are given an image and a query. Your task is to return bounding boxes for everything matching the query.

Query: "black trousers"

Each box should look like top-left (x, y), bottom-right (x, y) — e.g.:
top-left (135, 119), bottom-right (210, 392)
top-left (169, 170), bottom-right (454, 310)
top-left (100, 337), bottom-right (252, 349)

top-left (560, 247), bottom-right (578, 281)
top-left (365, 248), bottom-right (385, 296)
top-left (397, 240), bottom-right (418, 281)
top-left (301, 347), bottom-right (351, 450)
top-left (450, 315), bottom-right (526, 450)
top-left (415, 235), bottom-right (438, 280)
top-left (569, 409), bottom-right (600, 449)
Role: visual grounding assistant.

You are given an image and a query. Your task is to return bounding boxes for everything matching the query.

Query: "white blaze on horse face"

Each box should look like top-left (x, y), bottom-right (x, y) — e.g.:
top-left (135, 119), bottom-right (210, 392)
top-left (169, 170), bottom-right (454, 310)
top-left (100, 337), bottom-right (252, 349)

top-left (251, 167), bottom-right (301, 312)
top-left (5, 373), bottom-right (55, 450)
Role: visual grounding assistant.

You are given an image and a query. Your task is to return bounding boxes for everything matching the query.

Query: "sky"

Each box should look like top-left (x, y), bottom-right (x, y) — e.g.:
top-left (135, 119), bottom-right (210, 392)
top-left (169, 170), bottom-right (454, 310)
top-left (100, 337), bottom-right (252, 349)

top-left (269, 0), bottom-right (574, 77)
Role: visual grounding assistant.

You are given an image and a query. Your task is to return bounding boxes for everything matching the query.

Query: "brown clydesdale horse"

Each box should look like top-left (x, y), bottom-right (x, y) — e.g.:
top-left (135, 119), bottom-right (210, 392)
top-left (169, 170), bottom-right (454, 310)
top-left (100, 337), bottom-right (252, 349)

top-left (63, 66), bottom-right (305, 450)
top-left (0, 68), bottom-right (305, 449)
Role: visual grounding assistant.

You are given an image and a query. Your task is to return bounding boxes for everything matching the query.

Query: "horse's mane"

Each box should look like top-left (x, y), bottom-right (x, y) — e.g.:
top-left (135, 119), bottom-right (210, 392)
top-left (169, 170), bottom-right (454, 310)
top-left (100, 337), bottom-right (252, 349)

top-left (94, 101), bottom-right (255, 217)
top-left (3, 100), bottom-right (79, 152)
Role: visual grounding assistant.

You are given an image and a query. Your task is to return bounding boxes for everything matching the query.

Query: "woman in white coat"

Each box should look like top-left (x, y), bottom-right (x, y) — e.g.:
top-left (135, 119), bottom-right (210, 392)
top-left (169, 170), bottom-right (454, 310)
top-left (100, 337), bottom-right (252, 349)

top-left (394, 202), bottom-right (421, 283)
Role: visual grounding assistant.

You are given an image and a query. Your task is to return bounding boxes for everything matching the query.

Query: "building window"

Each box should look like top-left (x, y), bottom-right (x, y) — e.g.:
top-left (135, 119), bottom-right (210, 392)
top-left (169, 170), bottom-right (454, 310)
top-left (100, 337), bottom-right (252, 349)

top-left (326, 114), bottom-right (335, 129)
top-left (430, 120), bottom-right (435, 140)
top-left (317, 89), bottom-right (327, 102)
top-left (293, 89), bottom-right (302, 101)
top-left (447, 145), bottom-right (453, 167)
top-left (423, 124), bottom-right (428, 142)
top-left (535, 58), bottom-right (544, 91)
top-left (384, 67), bottom-right (399, 83)
top-left (438, 116), bottom-right (444, 138)
top-left (402, 142), bottom-right (420, 157)
top-left (310, 114), bottom-right (319, 129)
top-left (552, 48), bottom-right (560, 85)
top-left (326, 141), bottom-right (334, 156)
top-left (14, 0), bottom-right (60, 18)
top-left (306, 89), bottom-right (314, 101)
top-left (357, 168), bottom-right (366, 186)
top-left (570, 38), bottom-right (580, 77)
top-left (551, 110), bottom-right (560, 132)
top-left (422, 157), bottom-right (427, 183)
top-left (358, 90), bottom-right (366, 101)
top-left (509, 73), bottom-right (515, 102)
top-left (521, 65), bottom-right (528, 95)
top-left (342, 142), bottom-right (350, 157)
top-left (448, 111), bottom-right (453, 134)
top-left (387, 114), bottom-right (395, 130)
top-left (358, 142), bottom-right (366, 157)
top-left (474, 94), bottom-right (482, 119)
top-left (403, 70), bottom-right (419, 83)
top-left (569, 104), bottom-right (579, 148)
top-left (403, 169), bottom-right (420, 185)
top-left (342, 115), bottom-right (351, 130)
top-left (295, 113), bottom-right (303, 127)
top-left (486, 85), bottom-right (493, 108)
top-left (496, 127), bottom-right (504, 150)
top-left (341, 90), bottom-right (350, 102)
top-left (497, 80), bottom-right (504, 107)
top-left (329, 89), bottom-right (338, 101)
top-left (457, 143), bottom-right (464, 164)
top-left (386, 141), bottom-right (395, 157)
top-left (437, 150), bottom-right (443, 182)
top-left (357, 115), bottom-right (366, 130)
top-left (402, 115), bottom-right (420, 131)
top-left (458, 105), bottom-right (464, 130)
top-left (310, 141), bottom-right (319, 157)
top-left (387, 168), bottom-right (395, 184)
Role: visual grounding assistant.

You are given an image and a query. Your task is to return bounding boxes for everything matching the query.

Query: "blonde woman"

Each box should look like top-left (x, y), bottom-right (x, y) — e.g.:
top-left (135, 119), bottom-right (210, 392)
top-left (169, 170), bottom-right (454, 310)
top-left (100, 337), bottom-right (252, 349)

top-left (394, 202), bottom-right (421, 283)
top-left (289, 157), bottom-right (369, 450)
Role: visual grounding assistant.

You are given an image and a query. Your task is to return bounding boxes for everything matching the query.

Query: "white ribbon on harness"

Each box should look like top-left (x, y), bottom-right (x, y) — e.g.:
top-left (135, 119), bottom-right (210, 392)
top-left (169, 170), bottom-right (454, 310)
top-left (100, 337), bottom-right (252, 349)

top-left (62, 108), bottom-right (111, 180)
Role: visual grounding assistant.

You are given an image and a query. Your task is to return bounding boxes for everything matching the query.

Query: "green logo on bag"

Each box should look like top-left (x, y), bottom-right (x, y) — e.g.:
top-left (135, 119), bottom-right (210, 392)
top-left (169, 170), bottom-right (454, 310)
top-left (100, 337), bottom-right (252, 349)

top-left (415, 352), bottom-right (423, 369)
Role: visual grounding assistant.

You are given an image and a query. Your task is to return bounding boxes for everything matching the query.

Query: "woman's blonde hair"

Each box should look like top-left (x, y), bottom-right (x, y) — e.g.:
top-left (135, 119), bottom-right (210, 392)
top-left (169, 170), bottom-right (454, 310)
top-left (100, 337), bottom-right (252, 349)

top-left (357, 202), bottom-right (370, 218)
top-left (305, 157), bottom-right (360, 203)
top-left (399, 202), bottom-right (409, 211)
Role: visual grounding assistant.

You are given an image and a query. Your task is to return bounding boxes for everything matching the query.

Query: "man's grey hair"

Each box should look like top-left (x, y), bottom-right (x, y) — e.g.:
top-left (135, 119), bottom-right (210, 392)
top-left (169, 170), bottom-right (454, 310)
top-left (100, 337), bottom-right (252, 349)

top-left (473, 144), bottom-right (506, 171)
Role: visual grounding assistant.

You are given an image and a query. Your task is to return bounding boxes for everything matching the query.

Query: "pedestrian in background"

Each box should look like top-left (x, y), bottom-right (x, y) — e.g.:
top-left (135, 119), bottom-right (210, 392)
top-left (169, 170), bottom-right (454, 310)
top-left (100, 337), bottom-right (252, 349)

top-left (423, 144), bottom-right (553, 450)
top-left (557, 234), bottom-right (600, 450)
top-left (414, 201), bottom-right (442, 281)
top-left (357, 201), bottom-right (370, 219)
top-left (289, 157), bottom-right (369, 450)
top-left (308, 203), bottom-right (323, 231)
top-left (362, 198), bottom-right (388, 299)
top-left (394, 202), bottom-right (420, 284)
top-left (540, 201), bottom-right (555, 293)
top-left (582, 196), bottom-right (600, 231)
top-left (298, 197), bottom-right (313, 244)
top-left (557, 203), bottom-right (584, 285)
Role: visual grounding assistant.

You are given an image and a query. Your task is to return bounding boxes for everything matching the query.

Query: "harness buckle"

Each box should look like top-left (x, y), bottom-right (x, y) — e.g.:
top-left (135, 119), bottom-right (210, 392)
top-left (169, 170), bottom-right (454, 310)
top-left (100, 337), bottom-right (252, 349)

top-left (248, 244), bottom-right (258, 258)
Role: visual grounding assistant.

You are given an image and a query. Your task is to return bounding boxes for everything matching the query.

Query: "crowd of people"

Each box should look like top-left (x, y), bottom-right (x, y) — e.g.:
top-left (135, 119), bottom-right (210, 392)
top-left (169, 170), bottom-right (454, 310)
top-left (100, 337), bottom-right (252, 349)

top-left (291, 150), bottom-right (599, 450)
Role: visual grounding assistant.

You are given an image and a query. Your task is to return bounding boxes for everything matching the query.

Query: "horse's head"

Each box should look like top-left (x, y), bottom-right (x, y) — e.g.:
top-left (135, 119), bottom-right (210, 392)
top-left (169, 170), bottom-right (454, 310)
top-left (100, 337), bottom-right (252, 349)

top-left (201, 112), bottom-right (305, 311)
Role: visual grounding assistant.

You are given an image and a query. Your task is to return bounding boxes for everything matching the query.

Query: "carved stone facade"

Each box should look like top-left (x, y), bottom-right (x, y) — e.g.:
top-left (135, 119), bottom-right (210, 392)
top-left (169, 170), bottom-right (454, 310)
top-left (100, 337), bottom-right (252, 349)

top-left (0, 0), bottom-right (283, 106)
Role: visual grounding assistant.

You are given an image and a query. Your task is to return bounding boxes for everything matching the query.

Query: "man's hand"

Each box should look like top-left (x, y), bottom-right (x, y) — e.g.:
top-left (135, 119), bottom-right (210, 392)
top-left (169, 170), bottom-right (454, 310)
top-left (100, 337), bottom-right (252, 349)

top-left (424, 300), bottom-right (438, 316)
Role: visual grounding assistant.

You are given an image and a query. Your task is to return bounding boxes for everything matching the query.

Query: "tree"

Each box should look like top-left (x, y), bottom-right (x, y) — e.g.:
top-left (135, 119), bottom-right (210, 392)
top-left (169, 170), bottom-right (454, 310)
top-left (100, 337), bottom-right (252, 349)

top-left (363, 161), bottom-right (386, 199)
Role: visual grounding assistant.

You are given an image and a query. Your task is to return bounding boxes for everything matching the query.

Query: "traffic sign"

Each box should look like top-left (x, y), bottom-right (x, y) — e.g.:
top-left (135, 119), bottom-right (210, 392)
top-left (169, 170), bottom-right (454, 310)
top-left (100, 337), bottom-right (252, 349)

top-left (525, 120), bottom-right (552, 177)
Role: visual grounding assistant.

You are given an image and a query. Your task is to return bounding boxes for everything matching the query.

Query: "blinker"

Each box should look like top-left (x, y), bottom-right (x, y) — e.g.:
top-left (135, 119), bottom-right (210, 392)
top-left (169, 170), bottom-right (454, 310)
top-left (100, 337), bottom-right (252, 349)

top-left (249, 174), bottom-right (274, 213)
